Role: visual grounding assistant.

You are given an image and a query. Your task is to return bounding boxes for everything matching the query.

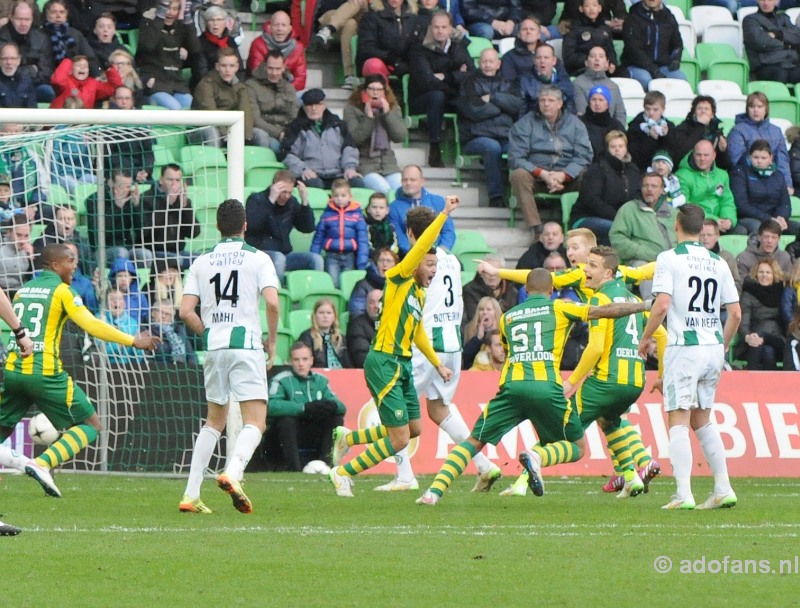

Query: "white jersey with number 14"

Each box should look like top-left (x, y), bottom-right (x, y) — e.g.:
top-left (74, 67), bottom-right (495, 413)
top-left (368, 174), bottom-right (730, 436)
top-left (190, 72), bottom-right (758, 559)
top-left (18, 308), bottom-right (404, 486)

top-left (652, 241), bottom-right (739, 347)
top-left (183, 238), bottom-right (280, 350)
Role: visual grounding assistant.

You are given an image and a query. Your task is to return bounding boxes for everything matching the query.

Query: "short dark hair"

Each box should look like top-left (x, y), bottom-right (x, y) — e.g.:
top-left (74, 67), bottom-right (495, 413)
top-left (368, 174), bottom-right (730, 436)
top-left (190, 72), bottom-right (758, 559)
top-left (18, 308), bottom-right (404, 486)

top-left (405, 206), bottom-right (437, 240)
top-left (160, 163), bottom-right (182, 176)
top-left (748, 139), bottom-right (773, 156)
top-left (702, 219), bottom-right (720, 233)
top-left (526, 267), bottom-right (552, 294)
top-left (216, 47), bottom-right (239, 62)
top-left (676, 203), bottom-right (705, 235)
top-left (217, 199), bottom-right (246, 237)
top-left (266, 49), bottom-right (284, 62)
top-left (41, 243), bottom-right (72, 269)
top-left (643, 91), bottom-right (666, 107)
top-left (290, 341), bottom-right (312, 355)
top-left (758, 218), bottom-right (782, 236)
top-left (589, 245), bottom-right (619, 275)
top-left (691, 95), bottom-right (717, 116)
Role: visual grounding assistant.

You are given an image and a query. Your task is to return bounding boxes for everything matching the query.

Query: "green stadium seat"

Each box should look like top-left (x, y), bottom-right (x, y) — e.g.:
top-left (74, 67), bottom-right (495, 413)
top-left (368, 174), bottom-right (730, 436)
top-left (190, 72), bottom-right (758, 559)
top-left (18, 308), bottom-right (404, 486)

top-left (184, 208), bottom-right (219, 254)
top-left (780, 234), bottom-right (795, 250)
top-left (72, 183), bottom-right (97, 216)
top-left (187, 186), bottom-right (225, 210)
top-left (467, 36), bottom-right (494, 66)
top-left (680, 55), bottom-right (700, 93)
top-left (791, 196), bottom-right (800, 222)
top-left (452, 230), bottom-right (494, 256)
top-left (719, 234), bottom-right (749, 257)
top-left (340, 311), bottom-right (349, 333)
top-left (748, 81), bottom-right (791, 98)
top-left (285, 270), bottom-right (344, 313)
top-left (706, 60), bottom-right (749, 93)
top-left (179, 145), bottom-right (227, 173)
top-left (695, 43), bottom-right (739, 71)
top-left (561, 191), bottom-right (579, 229)
top-left (339, 269), bottom-right (366, 300)
top-left (191, 167), bottom-right (228, 192)
top-left (288, 309), bottom-right (312, 340)
top-left (350, 187), bottom-right (377, 207)
top-left (458, 256), bottom-right (481, 273)
top-left (461, 269), bottom-right (476, 285)
top-left (48, 184), bottom-right (71, 206)
top-left (275, 328), bottom-right (293, 361)
top-left (289, 230), bottom-right (314, 254)
top-left (245, 167), bottom-right (281, 189)
top-left (243, 146), bottom-right (280, 172)
top-left (305, 187), bottom-right (331, 211)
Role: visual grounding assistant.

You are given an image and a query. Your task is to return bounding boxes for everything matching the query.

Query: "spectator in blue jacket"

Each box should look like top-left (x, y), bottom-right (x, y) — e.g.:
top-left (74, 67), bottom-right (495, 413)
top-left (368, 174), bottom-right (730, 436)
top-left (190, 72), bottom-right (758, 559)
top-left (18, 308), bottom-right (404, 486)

top-left (461, 0), bottom-right (521, 40)
top-left (727, 92), bottom-right (793, 194)
top-left (0, 42), bottom-right (36, 108)
top-left (108, 257), bottom-right (149, 324)
top-left (730, 139), bottom-right (797, 236)
top-left (310, 179), bottom-right (370, 288)
top-left (244, 169), bottom-right (323, 284)
top-left (389, 165), bottom-right (456, 256)
top-left (102, 288), bottom-right (144, 364)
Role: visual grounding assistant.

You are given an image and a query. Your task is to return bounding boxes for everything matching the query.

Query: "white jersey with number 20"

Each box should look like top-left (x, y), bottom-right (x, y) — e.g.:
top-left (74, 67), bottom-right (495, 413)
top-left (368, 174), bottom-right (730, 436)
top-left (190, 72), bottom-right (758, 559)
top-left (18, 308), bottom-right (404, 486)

top-left (183, 238), bottom-right (280, 350)
top-left (652, 241), bottom-right (739, 347)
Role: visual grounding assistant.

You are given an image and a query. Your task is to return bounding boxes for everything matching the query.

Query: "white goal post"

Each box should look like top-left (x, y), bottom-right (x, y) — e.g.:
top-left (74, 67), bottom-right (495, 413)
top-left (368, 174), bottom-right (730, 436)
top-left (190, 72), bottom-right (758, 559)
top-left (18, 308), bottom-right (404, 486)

top-left (0, 108), bottom-right (246, 204)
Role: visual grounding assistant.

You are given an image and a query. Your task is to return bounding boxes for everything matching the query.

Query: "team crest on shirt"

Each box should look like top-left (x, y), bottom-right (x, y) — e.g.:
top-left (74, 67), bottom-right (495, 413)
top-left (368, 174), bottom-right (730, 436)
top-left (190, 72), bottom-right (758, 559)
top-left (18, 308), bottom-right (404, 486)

top-left (395, 409), bottom-right (404, 421)
top-left (73, 296), bottom-right (84, 307)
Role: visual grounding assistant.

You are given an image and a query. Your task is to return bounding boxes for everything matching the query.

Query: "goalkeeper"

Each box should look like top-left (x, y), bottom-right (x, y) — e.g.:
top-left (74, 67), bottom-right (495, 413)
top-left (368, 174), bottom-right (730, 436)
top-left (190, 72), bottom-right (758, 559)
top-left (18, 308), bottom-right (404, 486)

top-left (266, 341), bottom-right (346, 471)
top-left (0, 244), bottom-right (160, 498)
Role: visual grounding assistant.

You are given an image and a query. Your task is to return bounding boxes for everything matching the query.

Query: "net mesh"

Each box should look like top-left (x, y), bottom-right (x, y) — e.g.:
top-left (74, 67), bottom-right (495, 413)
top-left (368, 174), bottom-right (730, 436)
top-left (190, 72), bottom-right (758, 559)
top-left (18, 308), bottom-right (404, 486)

top-left (0, 119), bottom-right (236, 473)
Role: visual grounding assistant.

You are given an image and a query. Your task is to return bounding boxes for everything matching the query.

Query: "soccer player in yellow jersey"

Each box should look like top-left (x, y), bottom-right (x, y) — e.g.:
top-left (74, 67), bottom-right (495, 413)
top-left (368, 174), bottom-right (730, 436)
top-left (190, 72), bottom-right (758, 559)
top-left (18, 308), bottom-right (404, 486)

top-left (416, 268), bottom-right (650, 505)
top-left (477, 228), bottom-right (661, 495)
top-left (0, 244), bottom-right (159, 498)
top-left (562, 246), bottom-right (667, 498)
top-left (329, 197), bottom-right (459, 497)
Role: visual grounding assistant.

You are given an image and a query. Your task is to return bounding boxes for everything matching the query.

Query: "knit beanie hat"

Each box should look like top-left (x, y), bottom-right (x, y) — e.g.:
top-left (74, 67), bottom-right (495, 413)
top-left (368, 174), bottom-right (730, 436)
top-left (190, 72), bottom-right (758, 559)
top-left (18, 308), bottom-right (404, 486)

top-left (588, 84), bottom-right (612, 105)
top-left (651, 150), bottom-right (674, 170)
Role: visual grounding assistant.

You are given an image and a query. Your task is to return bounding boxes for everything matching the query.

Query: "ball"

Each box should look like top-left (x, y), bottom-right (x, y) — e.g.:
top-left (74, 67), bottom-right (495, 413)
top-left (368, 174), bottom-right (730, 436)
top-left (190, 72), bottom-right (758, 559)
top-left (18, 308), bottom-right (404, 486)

top-left (28, 413), bottom-right (60, 445)
top-left (302, 460), bottom-right (331, 475)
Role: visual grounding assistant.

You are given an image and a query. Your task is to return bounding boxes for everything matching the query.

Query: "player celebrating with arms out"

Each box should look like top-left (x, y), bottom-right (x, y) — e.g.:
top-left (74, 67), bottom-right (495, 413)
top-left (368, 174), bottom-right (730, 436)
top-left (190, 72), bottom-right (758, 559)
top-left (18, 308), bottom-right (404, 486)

top-left (639, 204), bottom-right (741, 510)
top-left (179, 199), bottom-right (280, 514)
top-left (375, 235), bottom-right (502, 493)
top-left (0, 244), bottom-right (159, 498)
top-left (478, 228), bottom-right (662, 495)
top-left (329, 197), bottom-right (459, 497)
top-left (416, 268), bottom-right (651, 505)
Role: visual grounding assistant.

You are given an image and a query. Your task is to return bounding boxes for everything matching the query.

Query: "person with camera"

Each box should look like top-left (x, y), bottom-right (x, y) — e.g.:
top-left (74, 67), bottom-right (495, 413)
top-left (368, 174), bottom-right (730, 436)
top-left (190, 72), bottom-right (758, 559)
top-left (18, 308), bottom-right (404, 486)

top-left (669, 96), bottom-right (731, 171)
top-left (343, 74), bottom-right (407, 195)
top-left (266, 341), bottom-right (346, 471)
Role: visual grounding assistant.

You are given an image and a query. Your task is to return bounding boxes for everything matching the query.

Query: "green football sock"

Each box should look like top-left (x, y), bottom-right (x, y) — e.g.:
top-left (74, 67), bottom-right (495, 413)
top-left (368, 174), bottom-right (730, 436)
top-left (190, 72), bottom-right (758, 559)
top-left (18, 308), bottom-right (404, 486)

top-left (532, 441), bottom-right (581, 467)
top-left (348, 425), bottom-right (388, 446)
top-left (35, 424), bottom-right (98, 469)
top-left (341, 437), bottom-right (396, 477)
top-left (430, 441), bottom-right (478, 497)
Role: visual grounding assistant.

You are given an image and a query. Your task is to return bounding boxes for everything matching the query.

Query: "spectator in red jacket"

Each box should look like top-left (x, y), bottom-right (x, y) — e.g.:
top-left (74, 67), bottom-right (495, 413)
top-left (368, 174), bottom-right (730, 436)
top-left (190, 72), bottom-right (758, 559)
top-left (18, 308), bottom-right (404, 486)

top-left (50, 55), bottom-right (120, 108)
top-left (246, 10), bottom-right (306, 91)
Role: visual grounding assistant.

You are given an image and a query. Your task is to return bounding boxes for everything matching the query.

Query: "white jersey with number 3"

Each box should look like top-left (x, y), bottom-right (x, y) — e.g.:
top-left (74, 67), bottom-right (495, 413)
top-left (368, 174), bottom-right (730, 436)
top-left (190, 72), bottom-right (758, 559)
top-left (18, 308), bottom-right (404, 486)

top-left (652, 241), bottom-right (738, 346)
top-left (183, 238), bottom-right (279, 350)
top-left (421, 247), bottom-right (463, 353)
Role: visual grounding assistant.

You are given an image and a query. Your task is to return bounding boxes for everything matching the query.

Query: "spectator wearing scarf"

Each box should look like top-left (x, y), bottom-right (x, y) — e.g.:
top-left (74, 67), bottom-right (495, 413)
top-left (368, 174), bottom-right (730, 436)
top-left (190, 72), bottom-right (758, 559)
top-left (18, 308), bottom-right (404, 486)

top-left (246, 11), bottom-right (306, 91)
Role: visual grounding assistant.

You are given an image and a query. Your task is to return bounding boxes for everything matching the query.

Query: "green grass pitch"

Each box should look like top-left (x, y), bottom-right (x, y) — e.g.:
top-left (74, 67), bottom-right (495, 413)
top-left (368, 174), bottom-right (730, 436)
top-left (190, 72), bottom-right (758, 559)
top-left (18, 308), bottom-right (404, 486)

top-left (1, 472), bottom-right (798, 607)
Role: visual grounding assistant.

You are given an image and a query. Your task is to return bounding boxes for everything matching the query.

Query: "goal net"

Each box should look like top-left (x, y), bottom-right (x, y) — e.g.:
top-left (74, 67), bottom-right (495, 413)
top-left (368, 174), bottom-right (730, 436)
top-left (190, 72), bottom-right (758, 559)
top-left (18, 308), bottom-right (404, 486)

top-left (0, 108), bottom-right (250, 474)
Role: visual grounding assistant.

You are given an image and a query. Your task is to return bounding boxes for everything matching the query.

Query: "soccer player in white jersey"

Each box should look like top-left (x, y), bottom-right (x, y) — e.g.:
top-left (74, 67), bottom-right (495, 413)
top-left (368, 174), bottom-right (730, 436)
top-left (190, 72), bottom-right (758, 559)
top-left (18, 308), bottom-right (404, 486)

top-left (639, 204), bottom-right (742, 511)
top-left (178, 199), bottom-right (280, 514)
top-left (374, 246), bottom-right (502, 492)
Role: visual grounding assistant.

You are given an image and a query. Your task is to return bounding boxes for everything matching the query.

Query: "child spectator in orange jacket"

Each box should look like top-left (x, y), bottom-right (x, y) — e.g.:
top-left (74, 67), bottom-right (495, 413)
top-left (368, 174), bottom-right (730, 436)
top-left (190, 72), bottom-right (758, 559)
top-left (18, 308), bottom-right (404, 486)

top-left (50, 55), bottom-right (122, 109)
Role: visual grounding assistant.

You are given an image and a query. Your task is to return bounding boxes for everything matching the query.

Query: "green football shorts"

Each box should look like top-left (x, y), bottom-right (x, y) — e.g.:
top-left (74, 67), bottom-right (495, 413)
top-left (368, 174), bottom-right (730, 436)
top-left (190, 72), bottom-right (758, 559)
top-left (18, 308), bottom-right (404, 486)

top-left (364, 350), bottom-right (420, 427)
top-left (0, 371), bottom-right (95, 431)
